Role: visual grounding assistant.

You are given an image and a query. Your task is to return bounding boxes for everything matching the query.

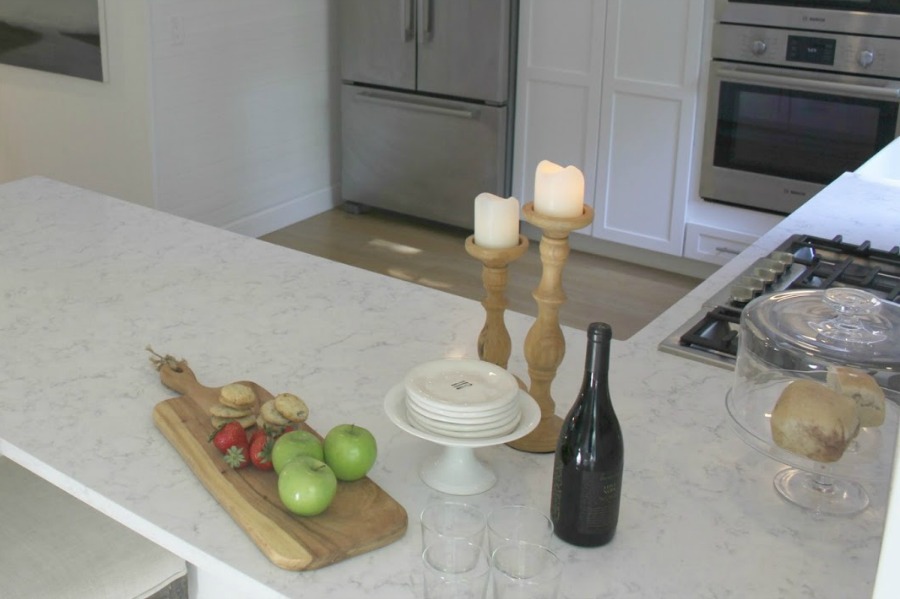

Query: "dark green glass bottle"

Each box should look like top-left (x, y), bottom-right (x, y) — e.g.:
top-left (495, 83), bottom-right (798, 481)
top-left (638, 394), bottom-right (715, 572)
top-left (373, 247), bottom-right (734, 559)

top-left (550, 322), bottom-right (623, 546)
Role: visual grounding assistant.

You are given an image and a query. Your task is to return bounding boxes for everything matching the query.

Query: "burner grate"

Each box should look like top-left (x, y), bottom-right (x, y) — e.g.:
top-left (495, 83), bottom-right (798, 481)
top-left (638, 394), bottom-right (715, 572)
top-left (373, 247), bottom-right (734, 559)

top-left (665, 233), bottom-right (900, 367)
top-left (783, 235), bottom-right (900, 301)
top-left (679, 306), bottom-right (742, 357)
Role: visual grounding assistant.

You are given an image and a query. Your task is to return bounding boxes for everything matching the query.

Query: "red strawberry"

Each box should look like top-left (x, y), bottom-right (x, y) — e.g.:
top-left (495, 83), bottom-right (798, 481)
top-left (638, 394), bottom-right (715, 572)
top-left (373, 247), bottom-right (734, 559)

top-left (211, 421), bottom-right (247, 454)
top-left (248, 426), bottom-right (268, 445)
top-left (249, 433), bottom-right (274, 471)
top-left (223, 442), bottom-right (250, 469)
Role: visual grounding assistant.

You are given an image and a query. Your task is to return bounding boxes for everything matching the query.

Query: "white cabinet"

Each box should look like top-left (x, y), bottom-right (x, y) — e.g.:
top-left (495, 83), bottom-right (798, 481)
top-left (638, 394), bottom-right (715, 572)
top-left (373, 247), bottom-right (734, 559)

top-left (683, 222), bottom-right (756, 266)
top-left (514, 0), bottom-right (704, 256)
top-left (512, 0), bottom-right (606, 220)
top-left (593, 0), bottom-right (704, 255)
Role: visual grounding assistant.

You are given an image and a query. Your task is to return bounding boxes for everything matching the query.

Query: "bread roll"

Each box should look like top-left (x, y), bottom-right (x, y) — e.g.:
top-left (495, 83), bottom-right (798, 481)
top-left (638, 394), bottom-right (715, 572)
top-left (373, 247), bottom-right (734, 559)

top-left (770, 379), bottom-right (860, 463)
top-left (826, 366), bottom-right (886, 427)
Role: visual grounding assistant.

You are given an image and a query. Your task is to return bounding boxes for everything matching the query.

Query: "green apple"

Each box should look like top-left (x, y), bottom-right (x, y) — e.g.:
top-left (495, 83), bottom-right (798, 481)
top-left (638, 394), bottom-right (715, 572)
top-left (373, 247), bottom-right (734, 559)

top-left (323, 424), bottom-right (378, 482)
top-left (271, 430), bottom-right (324, 474)
top-left (277, 456), bottom-right (337, 516)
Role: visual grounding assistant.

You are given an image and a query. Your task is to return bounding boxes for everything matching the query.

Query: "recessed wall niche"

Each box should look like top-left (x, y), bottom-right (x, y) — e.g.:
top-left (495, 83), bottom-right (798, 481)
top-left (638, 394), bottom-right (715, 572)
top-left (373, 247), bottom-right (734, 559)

top-left (0, 0), bottom-right (106, 82)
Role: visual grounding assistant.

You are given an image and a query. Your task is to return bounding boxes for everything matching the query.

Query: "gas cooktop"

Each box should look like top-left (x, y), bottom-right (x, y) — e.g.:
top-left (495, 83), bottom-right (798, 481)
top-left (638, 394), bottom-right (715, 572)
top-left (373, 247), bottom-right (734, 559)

top-left (659, 234), bottom-right (900, 369)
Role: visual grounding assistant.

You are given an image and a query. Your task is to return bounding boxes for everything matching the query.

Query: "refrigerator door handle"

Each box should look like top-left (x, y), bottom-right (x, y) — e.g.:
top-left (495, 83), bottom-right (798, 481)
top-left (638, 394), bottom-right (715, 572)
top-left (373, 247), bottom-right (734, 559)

top-left (402, 0), bottom-right (415, 42)
top-left (419, 0), bottom-right (433, 42)
top-left (355, 91), bottom-right (478, 120)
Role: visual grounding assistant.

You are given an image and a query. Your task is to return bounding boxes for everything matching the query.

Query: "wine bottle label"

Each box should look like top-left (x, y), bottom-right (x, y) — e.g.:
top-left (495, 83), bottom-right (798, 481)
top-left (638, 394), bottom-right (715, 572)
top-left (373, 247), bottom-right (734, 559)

top-left (577, 470), bottom-right (621, 532)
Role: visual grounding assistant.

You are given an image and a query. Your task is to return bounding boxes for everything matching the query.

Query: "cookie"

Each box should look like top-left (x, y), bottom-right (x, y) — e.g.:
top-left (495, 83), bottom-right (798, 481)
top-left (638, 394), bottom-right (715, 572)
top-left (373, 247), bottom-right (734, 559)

top-left (219, 383), bottom-right (256, 409)
top-left (261, 399), bottom-right (291, 427)
top-left (211, 414), bottom-right (256, 430)
top-left (209, 403), bottom-right (253, 419)
top-left (274, 393), bottom-right (309, 423)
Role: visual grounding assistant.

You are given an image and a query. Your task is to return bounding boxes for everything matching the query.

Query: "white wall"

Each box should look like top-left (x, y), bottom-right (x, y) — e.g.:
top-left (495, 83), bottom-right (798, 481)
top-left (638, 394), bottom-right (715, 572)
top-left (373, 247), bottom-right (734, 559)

top-left (0, 1), bottom-right (155, 207)
top-left (148, 0), bottom-right (340, 236)
top-left (1, 0), bottom-right (339, 235)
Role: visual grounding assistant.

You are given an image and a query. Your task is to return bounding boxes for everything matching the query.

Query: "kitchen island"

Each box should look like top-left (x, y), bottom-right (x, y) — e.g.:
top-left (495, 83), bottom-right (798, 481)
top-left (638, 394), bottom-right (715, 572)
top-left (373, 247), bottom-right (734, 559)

top-left (0, 167), bottom-right (898, 598)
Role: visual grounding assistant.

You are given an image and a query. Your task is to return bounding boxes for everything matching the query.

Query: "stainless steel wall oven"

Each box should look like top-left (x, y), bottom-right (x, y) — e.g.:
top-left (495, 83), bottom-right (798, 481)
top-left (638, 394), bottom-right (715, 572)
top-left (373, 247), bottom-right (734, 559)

top-left (700, 0), bottom-right (900, 214)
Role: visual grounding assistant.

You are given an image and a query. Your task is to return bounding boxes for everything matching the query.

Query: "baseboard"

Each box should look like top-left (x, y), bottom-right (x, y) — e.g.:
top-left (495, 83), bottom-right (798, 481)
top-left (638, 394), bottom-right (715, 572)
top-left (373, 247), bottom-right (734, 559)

top-left (223, 185), bottom-right (340, 239)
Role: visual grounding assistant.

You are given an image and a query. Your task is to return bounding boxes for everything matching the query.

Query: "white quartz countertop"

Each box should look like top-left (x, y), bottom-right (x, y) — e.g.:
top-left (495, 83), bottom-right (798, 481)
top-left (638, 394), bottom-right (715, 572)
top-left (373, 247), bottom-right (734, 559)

top-left (0, 171), bottom-right (898, 599)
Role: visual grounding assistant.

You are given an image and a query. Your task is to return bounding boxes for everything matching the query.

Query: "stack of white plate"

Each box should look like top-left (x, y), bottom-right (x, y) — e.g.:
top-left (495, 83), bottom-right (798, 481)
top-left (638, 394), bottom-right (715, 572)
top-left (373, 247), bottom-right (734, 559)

top-left (403, 359), bottom-right (522, 439)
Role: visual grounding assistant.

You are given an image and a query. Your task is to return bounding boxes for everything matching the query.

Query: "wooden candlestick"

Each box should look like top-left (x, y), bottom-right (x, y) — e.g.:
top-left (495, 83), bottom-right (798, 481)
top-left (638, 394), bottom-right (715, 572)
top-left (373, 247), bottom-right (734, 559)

top-left (464, 234), bottom-right (529, 370)
top-left (507, 202), bottom-right (594, 453)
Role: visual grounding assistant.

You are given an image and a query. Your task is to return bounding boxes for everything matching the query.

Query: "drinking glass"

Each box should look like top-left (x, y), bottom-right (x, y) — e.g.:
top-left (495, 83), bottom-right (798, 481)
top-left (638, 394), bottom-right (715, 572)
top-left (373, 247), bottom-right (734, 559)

top-left (487, 505), bottom-right (553, 553)
top-left (491, 541), bottom-right (562, 599)
top-left (422, 538), bottom-right (490, 599)
top-left (420, 501), bottom-right (486, 551)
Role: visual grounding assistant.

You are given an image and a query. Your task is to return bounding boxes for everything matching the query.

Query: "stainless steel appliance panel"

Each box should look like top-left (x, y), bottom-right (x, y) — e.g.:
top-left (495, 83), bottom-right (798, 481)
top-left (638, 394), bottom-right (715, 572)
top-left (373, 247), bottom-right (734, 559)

top-left (701, 61), bottom-right (900, 213)
top-left (417, 0), bottom-right (512, 103)
top-left (700, 10), bottom-right (900, 214)
top-left (339, 0), bottom-right (416, 90)
top-left (717, 1), bottom-right (900, 37)
top-left (341, 85), bottom-right (507, 229)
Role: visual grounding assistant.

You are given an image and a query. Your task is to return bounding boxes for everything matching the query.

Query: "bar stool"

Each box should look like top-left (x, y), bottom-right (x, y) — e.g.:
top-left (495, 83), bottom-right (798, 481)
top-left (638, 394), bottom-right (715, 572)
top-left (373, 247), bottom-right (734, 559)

top-left (0, 456), bottom-right (188, 599)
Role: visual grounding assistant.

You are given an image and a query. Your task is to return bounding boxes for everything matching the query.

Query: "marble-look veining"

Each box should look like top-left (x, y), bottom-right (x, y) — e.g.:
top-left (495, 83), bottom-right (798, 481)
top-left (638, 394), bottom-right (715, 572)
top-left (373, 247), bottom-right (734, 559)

top-left (0, 168), bottom-right (898, 598)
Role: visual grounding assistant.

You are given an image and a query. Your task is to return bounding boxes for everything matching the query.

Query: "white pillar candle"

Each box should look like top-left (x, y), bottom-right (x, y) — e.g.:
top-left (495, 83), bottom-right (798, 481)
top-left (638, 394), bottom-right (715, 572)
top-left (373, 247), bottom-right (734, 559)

top-left (533, 160), bottom-right (585, 218)
top-left (473, 193), bottom-right (520, 249)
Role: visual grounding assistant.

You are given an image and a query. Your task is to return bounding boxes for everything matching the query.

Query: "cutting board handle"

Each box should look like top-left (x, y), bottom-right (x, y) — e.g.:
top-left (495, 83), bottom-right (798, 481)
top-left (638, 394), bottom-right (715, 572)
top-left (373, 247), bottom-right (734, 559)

top-left (159, 361), bottom-right (209, 397)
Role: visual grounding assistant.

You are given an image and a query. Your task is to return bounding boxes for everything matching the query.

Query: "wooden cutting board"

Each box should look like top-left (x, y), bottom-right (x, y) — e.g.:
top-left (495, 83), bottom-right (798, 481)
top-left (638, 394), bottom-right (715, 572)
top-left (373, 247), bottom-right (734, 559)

top-left (151, 361), bottom-right (408, 570)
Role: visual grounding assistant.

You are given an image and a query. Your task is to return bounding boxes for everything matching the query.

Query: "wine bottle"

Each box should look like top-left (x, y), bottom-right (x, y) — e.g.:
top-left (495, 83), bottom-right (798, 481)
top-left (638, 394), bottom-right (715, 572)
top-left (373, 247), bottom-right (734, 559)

top-left (550, 322), bottom-right (623, 547)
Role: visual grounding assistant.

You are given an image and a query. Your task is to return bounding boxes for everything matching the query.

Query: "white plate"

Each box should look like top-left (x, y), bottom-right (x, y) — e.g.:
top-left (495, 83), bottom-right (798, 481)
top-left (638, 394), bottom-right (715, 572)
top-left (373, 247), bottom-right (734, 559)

top-left (406, 407), bottom-right (522, 438)
top-left (407, 392), bottom-right (519, 420)
top-left (405, 392), bottom-right (521, 425)
top-left (384, 383), bottom-right (540, 448)
top-left (404, 359), bottom-right (519, 414)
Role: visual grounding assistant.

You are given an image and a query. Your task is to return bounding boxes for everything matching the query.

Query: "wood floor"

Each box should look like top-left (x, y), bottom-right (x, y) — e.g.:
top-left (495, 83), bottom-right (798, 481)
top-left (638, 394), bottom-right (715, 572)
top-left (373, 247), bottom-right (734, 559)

top-left (261, 207), bottom-right (701, 340)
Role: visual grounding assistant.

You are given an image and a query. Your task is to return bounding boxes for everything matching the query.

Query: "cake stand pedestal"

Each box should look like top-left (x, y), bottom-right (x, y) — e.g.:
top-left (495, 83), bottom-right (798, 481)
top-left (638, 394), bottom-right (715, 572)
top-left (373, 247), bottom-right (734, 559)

top-left (384, 384), bottom-right (541, 495)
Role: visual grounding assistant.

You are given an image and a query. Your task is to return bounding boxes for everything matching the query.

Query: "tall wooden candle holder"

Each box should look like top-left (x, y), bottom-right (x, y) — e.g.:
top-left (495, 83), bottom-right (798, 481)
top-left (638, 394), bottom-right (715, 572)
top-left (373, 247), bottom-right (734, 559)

top-left (464, 234), bottom-right (529, 371)
top-left (507, 202), bottom-right (594, 453)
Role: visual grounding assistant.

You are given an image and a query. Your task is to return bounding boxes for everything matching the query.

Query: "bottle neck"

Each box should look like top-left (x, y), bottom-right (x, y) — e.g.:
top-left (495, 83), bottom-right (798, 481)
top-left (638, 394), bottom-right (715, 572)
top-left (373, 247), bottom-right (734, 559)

top-left (583, 322), bottom-right (612, 378)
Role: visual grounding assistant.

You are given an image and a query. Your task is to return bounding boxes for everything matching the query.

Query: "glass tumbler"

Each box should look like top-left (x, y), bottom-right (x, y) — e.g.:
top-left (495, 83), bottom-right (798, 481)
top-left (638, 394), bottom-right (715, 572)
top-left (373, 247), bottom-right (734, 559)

top-left (422, 538), bottom-right (490, 599)
top-left (420, 501), bottom-right (487, 551)
top-left (487, 505), bottom-right (553, 553)
top-left (491, 541), bottom-right (562, 599)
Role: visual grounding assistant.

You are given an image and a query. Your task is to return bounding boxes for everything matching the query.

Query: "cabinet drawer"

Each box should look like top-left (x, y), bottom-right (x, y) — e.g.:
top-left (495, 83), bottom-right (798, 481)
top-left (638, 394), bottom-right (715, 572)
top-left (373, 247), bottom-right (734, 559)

top-left (683, 223), bottom-right (756, 265)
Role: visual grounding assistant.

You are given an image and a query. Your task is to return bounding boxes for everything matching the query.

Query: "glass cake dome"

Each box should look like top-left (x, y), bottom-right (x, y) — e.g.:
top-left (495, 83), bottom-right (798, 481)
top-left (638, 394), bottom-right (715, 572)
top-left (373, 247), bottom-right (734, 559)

top-left (726, 288), bottom-right (900, 515)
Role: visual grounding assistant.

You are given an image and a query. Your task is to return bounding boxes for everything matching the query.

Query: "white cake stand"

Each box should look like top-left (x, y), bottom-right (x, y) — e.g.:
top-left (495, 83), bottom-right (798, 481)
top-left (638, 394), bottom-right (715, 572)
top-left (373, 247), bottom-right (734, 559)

top-left (384, 383), bottom-right (541, 495)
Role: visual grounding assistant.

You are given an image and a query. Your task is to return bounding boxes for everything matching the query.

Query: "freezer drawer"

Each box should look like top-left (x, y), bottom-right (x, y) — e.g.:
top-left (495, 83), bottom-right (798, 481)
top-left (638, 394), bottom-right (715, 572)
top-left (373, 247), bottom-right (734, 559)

top-left (341, 85), bottom-right (507, 229)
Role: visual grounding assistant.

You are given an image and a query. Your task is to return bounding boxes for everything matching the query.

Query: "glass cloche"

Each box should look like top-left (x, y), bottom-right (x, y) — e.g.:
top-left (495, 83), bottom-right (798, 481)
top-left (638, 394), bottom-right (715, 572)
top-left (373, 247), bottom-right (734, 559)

top-left (726, 288), bottom-right (900, 515)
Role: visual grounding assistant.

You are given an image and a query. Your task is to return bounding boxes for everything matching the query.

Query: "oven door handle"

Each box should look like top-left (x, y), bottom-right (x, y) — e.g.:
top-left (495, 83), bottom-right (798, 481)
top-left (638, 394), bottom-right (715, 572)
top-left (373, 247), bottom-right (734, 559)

top-left (715, 65), bottom-right (900, 101)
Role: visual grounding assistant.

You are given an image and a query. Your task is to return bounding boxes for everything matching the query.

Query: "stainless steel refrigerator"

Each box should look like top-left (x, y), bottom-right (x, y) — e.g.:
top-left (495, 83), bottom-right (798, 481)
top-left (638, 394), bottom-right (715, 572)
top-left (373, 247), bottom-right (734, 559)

top-left (339, 0), bottom-right (518, 229)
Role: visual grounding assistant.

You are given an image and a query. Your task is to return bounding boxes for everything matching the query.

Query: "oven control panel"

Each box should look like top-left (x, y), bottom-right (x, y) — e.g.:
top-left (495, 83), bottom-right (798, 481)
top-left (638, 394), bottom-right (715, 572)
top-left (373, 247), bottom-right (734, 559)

top-left (713, 24), bottom-right (900, 78)
top-left (786, 35), bottom-right (836, 66)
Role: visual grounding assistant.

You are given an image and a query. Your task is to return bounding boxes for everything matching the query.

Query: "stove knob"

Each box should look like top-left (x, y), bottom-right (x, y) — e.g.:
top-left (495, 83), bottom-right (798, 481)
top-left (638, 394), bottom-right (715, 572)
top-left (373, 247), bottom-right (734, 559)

top-left (750, 40), bottom-right (767, 56)
top-left (858, 49), bottom-right (875, 68)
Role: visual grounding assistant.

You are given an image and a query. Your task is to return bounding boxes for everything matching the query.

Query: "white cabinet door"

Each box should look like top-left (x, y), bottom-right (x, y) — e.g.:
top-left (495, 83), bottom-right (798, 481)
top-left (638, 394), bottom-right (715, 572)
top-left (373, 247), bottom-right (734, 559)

top-left (512, 0), bottom-right (607, 227)
top-left (592, 0), bottom-right (704, 255)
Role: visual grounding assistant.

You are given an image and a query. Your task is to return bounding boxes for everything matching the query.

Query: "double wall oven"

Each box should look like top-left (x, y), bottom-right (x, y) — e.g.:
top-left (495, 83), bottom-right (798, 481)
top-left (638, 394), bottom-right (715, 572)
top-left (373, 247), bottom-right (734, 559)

top-left (701, 0), bottom-right (900, 214)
